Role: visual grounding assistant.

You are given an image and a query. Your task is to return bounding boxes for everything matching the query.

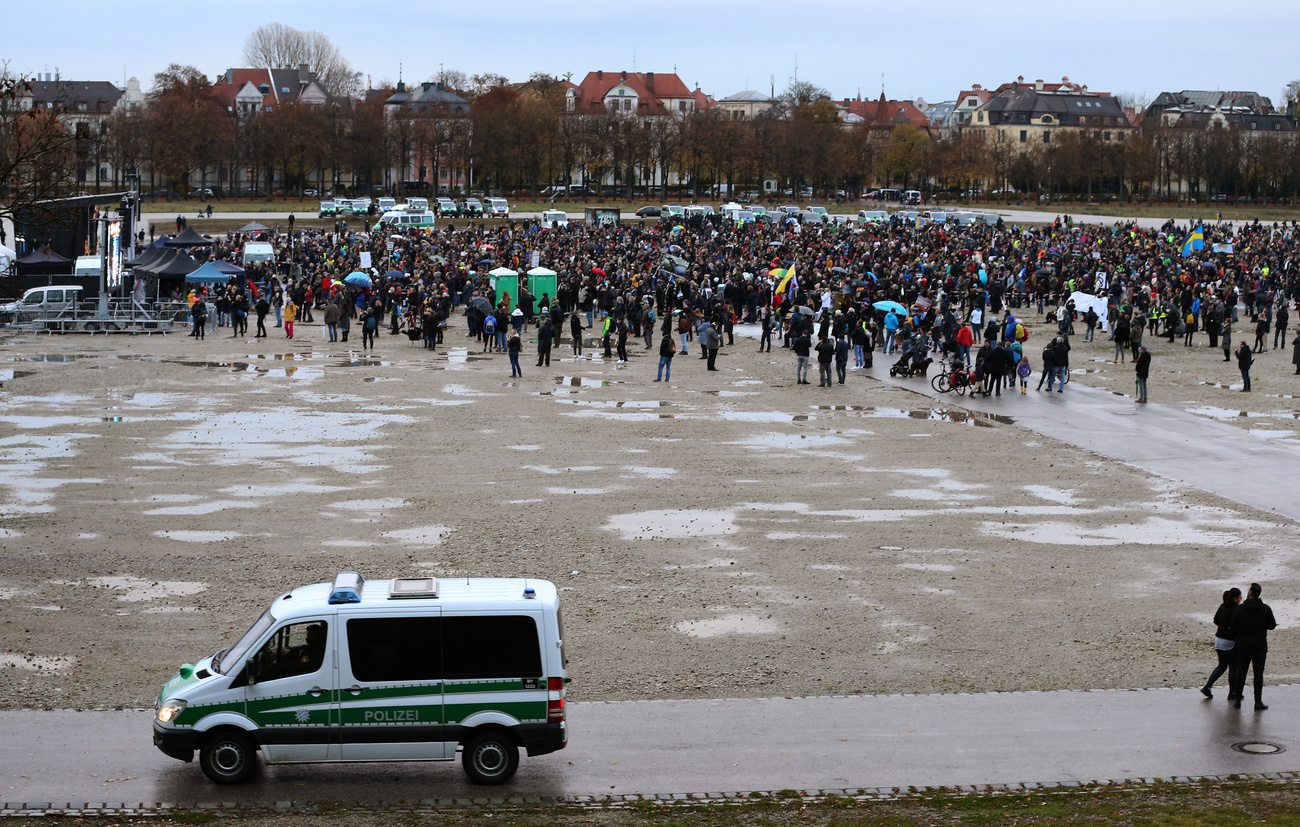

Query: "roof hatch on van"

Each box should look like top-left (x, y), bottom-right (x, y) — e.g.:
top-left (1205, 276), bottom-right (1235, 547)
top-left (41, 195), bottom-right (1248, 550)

top-left (389, 577), bottom-right (438, 599)
top-left (328, 570), bottom-right (365, 604)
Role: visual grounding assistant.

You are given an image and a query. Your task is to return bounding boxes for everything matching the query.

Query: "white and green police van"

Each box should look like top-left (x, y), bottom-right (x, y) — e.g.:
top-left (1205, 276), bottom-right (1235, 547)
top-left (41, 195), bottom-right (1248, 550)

top-left (153, 572), bottom-right (568, 785)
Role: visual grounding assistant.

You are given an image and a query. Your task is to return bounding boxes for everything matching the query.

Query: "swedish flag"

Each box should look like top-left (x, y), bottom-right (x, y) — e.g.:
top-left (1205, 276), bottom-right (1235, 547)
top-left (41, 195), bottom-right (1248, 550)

top-left (1180, 225), bottom-right (1205, 256)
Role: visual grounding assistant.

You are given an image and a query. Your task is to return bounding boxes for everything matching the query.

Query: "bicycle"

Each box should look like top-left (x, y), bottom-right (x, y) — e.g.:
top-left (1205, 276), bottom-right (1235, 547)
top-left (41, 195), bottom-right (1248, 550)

top-left (931, 363), bottom-right (973, 395)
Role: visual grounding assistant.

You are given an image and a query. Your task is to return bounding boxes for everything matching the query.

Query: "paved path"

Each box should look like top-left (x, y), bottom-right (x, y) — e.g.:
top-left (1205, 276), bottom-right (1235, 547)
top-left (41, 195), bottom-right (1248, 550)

top-left (1, 687), bottom-right (1296, 807)
top-left (860, 358), bottom-right (1300, 524)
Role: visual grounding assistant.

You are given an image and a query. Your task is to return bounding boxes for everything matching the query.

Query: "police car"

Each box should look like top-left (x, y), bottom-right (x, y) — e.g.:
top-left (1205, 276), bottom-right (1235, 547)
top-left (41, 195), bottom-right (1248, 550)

top-left (153, 571), bottom-right (568, 785)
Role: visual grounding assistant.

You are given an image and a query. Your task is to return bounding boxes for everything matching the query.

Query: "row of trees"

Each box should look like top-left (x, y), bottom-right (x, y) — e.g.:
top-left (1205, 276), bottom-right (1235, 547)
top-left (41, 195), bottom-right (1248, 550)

top-left (12, 55), bottom-right (1300, 213)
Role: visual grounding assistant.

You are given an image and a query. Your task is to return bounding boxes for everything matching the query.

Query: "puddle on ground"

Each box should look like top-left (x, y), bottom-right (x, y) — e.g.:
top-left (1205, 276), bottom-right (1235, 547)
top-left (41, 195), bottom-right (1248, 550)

top-left (564, 410), bottom-right (677, 421)
top-left (0, 370), bottom-right (36, 381)
top-left (721, 411), bottom-right (811, 422)
top-left (1023, 485), bottom-right (1081, 505)
top-left (556, 376), bottom-right (624, 388)
top-left (144, 499), bottom-right (260, 516)
top-left (554, 399), bottom-right (668, 408)
top-left (154, 530), bottom-right (241, 543)
top-left (812, 406), bottom-right (1012, 425)
top-left (321, 539), bottom-right (376, 548)
top-left (623, 466), bottom-right (678, 479)
top-left (381, 525), bottom-right (453, 545)
top-left (548, 487), bottom-right (613, 495)
top-left (0, 528), bottom-right (24, 538)
top-left (330, 498), bottom-right (407, 511)
top-left (606, 509), bottom-right (737, 539)
top-left (0, 653), bottom-right (77, 671)
top-left (508, 444), bottom-right (541, 451)
top-left (676, 613), bottom-right (781, 638)
top-left (728, 433), bottom-right (854, 450)
top-left (980, 517), bottom-right (1246, 546)
top-left (219, 483), bottom-right (349, 497)
top-left (85, 575), bottom-right (208, 602)
top-left (1188, 406), bottom-right (1277, 420)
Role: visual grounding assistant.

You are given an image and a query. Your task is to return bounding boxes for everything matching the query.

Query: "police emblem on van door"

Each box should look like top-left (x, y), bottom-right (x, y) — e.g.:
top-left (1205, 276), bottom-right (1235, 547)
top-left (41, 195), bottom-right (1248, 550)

top-left (295, 710), bottom-right (311, 723)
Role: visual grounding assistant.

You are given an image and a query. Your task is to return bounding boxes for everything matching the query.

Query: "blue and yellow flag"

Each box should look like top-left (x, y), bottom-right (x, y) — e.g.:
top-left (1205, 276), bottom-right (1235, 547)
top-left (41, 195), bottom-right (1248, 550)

top-left (775, 262), bottom-right (798, 295)
top-left (1179, 225), bottom-right (1204, 256)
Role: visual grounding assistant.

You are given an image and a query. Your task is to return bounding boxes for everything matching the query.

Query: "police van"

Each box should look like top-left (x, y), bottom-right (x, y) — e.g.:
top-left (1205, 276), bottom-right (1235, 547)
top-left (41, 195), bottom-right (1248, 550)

top-left (153, 571), bottom-right (568, 785)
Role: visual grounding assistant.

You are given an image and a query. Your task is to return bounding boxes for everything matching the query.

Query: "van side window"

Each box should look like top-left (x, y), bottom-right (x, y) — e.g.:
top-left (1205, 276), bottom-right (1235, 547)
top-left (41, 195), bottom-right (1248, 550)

top-left (47, 291), bottom-right (64, 302)
top-left (347, 617), bottom-right (441, 682)
top-left (254, 621), bottom-right (328, 681)
top-left (443, 615), bottom-right (542, 679)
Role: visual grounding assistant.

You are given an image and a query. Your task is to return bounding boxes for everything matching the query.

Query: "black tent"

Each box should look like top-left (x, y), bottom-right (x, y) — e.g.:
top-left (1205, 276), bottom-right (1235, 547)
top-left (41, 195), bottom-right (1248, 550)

top-left (164, 227), bottom-right (214, 248)
top-left (137, 248), bottom-right (200, 277)
top-left (127, 245), bottom-right (165, 269)
top-left (16, 248), bottom-right (70, 265)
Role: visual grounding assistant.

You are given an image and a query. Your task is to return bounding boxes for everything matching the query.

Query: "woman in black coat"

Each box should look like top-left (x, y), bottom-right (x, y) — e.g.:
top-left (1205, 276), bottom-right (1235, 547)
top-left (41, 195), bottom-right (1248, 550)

top-left (1202, 588), bottom-right (1242, 699)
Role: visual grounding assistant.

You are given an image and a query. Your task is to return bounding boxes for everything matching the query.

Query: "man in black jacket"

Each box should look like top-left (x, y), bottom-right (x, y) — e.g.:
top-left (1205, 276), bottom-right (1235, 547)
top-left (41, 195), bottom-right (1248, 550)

top-left (1228, 582), bottom-right (1278, 709)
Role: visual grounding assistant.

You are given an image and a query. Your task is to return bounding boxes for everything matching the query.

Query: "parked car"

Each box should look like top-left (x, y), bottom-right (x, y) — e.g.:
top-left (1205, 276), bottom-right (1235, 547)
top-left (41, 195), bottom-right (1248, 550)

top-left (319, 201), bottom-right (338, 217)
top-left (192, 188), bottom-right (214, 199)
top-left (635, 205), bottom-right (662, 218)
top-left (435, 197), bottom-right (459, 218)
top-left (661, 205), bottom-right (685, 218)
top-left (461, 198), bottom-right (484, 217)
top-left (904, 190), bottom-right (922, 205)
top-left (805, 205), bottom-right (829, 218)
top-left (858, 209), bottom-right (889, 224)
top-left (304, 189), bottom-right (319, 197)
top-left (485, 197), bottom-right (509, 218)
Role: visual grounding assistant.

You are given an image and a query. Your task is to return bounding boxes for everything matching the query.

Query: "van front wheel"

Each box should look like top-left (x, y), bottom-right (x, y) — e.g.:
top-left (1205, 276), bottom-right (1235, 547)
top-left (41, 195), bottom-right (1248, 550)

top-left (462, 731), bottom-right (518, 785)
top-left (199, 731), bottom-right (256, 784)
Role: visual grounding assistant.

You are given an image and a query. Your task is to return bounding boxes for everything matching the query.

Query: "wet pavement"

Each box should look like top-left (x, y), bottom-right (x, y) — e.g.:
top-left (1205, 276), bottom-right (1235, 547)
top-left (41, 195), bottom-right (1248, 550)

top-left (1, 686), bottom-right (1298, 805)
top-left (862, 360), bottom-right (1300, 523)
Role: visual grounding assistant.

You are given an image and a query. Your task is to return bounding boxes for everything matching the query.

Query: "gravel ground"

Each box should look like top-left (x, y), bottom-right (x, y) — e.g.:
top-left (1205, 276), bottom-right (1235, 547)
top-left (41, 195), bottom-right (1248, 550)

top-left (1, 317), bottom-right (1297, 711)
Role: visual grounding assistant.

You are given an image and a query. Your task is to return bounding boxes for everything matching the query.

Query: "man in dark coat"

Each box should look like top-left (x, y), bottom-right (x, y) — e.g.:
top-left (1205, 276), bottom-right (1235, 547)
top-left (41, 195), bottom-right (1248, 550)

top-left (1228, 583), bottom-right (1278, 709)
top-left (537, 320), bottom-right (554, 367)
top-left (1134, 345), bottom-right (1150, 403)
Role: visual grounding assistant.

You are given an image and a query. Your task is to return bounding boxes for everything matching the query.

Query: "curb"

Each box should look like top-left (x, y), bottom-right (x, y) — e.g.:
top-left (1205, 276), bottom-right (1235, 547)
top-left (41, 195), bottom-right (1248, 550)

top-left (2, 772), bottom-right (1298, 816)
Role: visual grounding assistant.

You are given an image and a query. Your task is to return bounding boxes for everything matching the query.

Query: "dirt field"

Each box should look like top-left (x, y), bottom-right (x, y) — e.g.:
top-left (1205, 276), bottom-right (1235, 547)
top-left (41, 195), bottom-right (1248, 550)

top-left (1, 316), bottom-right (1297, 711)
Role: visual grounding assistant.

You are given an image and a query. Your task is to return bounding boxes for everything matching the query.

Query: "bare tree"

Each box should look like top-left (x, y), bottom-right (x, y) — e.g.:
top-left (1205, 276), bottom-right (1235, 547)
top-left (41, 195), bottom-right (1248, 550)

top-left (242, 23), bottom-right (360, 97)
top-left (0, 64), bottom-right (78, 230)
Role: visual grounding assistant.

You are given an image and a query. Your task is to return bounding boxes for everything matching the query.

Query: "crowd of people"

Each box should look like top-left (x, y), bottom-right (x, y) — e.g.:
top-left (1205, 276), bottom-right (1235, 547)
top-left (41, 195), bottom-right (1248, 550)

top-left (165, 210), bottom-right (1300, 392)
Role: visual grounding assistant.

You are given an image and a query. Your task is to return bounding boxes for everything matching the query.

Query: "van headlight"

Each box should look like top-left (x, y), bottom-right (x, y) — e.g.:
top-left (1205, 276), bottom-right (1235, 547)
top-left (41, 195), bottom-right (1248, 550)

top-left (156, 700), bottom-right (186, 723)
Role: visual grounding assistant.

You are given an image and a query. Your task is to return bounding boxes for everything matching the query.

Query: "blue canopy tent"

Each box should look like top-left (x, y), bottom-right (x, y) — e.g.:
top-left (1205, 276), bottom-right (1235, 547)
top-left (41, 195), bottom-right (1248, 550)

top-left (210, 260), bottom-right (245, 275)
top-left (184, 261), bottom-right (233, 284)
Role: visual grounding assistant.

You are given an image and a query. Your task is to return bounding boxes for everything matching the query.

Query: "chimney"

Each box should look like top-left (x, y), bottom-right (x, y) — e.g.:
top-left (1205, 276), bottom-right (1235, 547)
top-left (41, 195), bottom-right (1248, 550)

top-left (422, 82), bottom-right (433, 92)
top-left (437, 81), bottom-right (445, 92)
top-left (396, 80), bottom-right (406, 93)
top-left (646, 72), bottom-right (655, 92)
top-left (621, 70), bottom-right (627, 82)
top-left (226, 68), bottom-right (233, 84)
top-left (299, 63), bottom-right (310, 84)
top-left (597, 70), bottom-right (603, 81)
top-left (1034, 79), bottom-right (1044, 91)
top-left (972, 83), bottom-right (981, 91)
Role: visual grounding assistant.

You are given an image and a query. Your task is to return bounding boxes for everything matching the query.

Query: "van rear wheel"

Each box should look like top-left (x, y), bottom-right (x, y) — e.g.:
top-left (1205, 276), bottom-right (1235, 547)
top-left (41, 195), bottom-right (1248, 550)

top-left (199, 730), bottom-right (256, 784)
top-left (462, 731), bottom-right (518, 785)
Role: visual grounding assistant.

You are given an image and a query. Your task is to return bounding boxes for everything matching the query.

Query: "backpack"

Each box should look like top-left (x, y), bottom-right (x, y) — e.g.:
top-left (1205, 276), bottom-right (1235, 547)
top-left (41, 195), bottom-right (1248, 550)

top-left (483, 315), bottom-right (497, 333)
top-left (1014, 322), bottom-right (1027, 342)
top-left (364, 314), bottom-right (378, 331)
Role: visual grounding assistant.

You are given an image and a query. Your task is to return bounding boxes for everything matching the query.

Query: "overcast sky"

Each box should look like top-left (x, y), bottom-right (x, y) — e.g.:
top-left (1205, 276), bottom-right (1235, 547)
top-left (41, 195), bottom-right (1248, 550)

top-left (8, 0), bottom-right (1300, 107)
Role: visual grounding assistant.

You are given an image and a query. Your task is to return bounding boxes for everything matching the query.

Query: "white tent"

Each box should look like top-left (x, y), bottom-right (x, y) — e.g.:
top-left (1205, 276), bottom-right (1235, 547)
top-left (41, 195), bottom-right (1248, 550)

top-left (0, 242), bottom-right (16, 272)
top-left (1069, 291), bottom-right (1109, 333)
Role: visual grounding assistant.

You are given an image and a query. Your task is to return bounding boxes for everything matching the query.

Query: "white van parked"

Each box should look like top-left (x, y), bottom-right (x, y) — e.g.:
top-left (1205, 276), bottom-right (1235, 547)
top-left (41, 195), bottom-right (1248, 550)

top-left (153, 571), bottom-right (569, 785)
top-left (485, 198), bottom-right (509, 218)
top-left (242, 242), bottom-right (275, 267)
top-left (540, 209), bottom-right (569, 228)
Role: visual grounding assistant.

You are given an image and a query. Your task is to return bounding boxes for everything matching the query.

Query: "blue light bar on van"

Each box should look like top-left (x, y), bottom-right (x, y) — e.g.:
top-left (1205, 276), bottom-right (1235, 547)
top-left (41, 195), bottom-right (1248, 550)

top-left (329, 570), bottom-right (365, 604)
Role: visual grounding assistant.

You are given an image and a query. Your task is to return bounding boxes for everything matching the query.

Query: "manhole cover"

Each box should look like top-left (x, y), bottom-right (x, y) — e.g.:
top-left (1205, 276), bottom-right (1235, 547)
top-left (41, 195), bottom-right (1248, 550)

top-left (1233, 741), bottom-right (1285, 755)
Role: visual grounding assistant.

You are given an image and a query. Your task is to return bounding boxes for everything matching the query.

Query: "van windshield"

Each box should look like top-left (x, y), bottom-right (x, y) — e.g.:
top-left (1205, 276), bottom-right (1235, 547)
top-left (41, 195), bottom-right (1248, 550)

top-left (213, 606), bottom-right (276, 674)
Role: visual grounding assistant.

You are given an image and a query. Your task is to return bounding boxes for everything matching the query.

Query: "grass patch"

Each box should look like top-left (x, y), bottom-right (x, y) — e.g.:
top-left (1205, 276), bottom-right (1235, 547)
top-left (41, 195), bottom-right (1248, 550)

top-left (33, 779), bottom-right (1300, 827)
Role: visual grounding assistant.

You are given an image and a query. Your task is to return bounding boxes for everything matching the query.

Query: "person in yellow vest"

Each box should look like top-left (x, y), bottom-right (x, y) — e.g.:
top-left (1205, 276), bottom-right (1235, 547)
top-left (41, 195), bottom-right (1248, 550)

top-left (283, 294), bottom-right (298, 339)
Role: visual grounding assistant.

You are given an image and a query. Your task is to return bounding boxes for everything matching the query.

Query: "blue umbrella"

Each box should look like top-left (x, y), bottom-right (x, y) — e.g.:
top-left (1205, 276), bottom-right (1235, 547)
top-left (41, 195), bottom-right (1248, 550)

top-left (344, 272), bottom-right (371, 287)
top-left (381, 270), bottom-right (404, 280)
top-left (873, 300), bottom-right (907, 315)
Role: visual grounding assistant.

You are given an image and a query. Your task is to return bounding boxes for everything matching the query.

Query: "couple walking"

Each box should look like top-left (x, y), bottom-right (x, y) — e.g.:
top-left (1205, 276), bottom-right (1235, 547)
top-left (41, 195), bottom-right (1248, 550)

top-left (1201, 583), bottom-right (1277, 709)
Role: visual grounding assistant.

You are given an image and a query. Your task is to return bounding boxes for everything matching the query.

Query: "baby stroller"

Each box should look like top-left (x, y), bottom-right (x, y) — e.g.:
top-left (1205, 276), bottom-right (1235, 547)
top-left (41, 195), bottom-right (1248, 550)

top-left (888, 346), bottom-right (933, 378)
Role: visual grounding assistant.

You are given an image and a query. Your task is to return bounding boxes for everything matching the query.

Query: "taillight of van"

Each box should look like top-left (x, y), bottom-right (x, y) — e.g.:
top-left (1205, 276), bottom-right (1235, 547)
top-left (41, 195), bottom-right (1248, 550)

top-left (547, 677), bottom-right (565, 722)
